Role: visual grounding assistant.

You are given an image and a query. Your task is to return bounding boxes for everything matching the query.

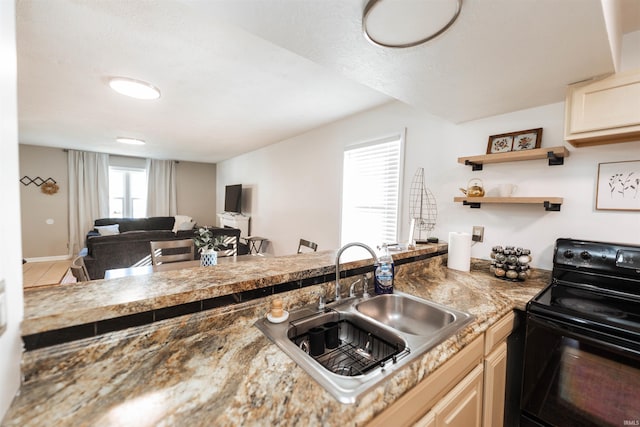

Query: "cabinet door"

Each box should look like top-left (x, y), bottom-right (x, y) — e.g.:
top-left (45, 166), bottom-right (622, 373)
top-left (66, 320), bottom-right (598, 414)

top-left (369, 337), bottom-right (484, 427)
top-left (565, 69), bottom-right (640, 146)
top-left (433, 364), bottom-right (484, 427)
top-left (414, 411), bottom-right (435, 427)
top-left (483, 342), bottom-right (508, 427)
top-left (567, 69), bottom-right (640, 134)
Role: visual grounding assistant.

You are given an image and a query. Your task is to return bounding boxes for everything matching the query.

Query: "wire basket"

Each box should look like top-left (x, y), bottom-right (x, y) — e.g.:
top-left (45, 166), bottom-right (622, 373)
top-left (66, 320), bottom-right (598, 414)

top-left (290, 319), bottom-right (408, 376)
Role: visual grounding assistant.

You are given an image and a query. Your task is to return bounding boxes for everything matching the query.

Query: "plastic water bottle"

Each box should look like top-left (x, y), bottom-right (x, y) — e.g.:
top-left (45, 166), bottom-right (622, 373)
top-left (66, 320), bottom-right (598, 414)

top-left (375, 244), bottom-right (394, 294)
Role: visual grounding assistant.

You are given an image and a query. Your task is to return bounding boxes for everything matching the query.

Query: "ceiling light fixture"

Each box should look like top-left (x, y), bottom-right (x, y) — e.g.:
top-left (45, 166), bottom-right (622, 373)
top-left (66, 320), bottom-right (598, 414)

top-left (108, 77), bottom-right (161, 100)
top-left (363, 0), bottom-right (463, 49)
top-left (116, 137), bottom-right (146, 145)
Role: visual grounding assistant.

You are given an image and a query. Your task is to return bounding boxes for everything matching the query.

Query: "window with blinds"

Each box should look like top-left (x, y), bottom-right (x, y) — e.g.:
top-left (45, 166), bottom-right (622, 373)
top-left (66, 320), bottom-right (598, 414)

top-left (341, 134), bottom-right (403, 248)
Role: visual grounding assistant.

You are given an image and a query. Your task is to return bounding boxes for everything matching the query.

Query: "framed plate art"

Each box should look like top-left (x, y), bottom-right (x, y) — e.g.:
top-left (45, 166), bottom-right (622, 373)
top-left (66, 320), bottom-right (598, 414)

top-left (596, 160), bottom-right (640, 211)
top-left (486, 128), bottom-right (543, 154)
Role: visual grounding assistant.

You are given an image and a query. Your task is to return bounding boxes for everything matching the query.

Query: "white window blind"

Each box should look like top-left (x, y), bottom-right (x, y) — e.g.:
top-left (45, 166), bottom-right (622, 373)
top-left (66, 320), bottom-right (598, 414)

top-left (341, 134), bottom-right (403, 248)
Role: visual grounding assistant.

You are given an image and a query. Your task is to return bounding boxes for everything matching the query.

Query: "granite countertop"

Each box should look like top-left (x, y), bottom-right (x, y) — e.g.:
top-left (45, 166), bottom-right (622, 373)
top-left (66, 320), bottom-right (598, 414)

top-left (4, 251), bottom-right (549, 427)
top-left (22, 244), bottom-right (448, 336)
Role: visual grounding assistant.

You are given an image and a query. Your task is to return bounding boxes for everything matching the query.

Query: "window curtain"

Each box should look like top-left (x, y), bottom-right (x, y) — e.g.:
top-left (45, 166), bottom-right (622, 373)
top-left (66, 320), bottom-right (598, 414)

top-left (68, 150), bottom-right (110, 256)
top-left (146, 158), bottom-right (177, 217)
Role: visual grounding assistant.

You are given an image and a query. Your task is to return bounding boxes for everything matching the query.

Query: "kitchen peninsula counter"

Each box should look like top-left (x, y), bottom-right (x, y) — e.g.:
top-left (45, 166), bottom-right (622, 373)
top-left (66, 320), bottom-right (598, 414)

top-left (22, 245), bottom-right (449, 336)
top-left (4, 248), bottom-right (549, 427)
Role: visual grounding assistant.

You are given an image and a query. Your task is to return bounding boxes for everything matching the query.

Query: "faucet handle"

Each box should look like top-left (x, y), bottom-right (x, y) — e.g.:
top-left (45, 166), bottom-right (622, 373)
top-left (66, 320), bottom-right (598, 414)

top-left (362, 274), bottom-right (370, 298)
top-left (314, 288), bottom-right (326, 310)
top-left (349, 278), bottom-right (362, 297)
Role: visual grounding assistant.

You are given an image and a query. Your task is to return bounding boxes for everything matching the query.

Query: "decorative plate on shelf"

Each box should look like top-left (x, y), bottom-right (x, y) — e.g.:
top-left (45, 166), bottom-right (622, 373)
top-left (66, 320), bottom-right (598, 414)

top-left (488, 136), bottom-right (513, 153)
top-left (513, 132), bottom-right (538, 151)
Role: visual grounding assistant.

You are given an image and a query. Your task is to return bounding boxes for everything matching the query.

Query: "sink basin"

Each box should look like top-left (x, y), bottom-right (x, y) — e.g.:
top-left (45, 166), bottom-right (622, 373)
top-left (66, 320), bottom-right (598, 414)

top-left (356, 293), bottom-right (456, 335)
top-left (287, 311), bottom-right (407, 377)
top-left (254, 291), bottom-right (473, 403)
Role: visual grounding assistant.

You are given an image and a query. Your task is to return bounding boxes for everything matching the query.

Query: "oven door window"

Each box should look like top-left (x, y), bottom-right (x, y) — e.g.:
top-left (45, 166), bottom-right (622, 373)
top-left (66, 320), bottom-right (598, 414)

top-left (522, 315), bottom-right (640, 426)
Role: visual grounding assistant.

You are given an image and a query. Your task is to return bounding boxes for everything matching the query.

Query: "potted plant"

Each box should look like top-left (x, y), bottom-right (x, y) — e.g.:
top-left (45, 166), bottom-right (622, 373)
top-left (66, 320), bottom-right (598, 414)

top-left (194, 227), bottom-right (224, 266)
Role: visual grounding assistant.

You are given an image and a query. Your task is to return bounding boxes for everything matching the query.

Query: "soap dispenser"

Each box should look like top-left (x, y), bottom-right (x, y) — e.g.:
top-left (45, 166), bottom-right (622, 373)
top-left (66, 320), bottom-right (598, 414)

top-left (374, 243), bottom-right (394, 294)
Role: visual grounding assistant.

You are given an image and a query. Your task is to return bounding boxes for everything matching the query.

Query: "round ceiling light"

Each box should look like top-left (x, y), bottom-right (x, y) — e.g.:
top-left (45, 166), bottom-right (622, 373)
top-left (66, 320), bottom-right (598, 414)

top-left (109, 77), bottom-right (161, 100)
top-left (363, 0), bottom-right (462, 48)
top-left (116, 137), bottom-right (146, 145)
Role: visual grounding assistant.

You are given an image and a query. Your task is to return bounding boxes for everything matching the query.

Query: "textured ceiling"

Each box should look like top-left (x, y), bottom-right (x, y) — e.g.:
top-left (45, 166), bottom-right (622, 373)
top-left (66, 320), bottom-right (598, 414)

top-left (16, 0), bottom-right (638, 163)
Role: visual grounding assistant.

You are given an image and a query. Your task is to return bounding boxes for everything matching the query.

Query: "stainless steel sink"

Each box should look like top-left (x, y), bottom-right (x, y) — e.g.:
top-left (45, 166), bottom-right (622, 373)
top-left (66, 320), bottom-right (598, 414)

top-left (255, 291), bottom-right (474, 403)
top-left (287, 310), bottom-right (407, 377)
top-left (355, 293), bottom-right (456, 335)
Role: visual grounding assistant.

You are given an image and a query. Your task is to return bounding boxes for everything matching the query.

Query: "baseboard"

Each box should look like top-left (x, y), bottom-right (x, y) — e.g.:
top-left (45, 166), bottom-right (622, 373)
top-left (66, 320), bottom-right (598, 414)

top-left (24, 255), bottom-right (72, 263)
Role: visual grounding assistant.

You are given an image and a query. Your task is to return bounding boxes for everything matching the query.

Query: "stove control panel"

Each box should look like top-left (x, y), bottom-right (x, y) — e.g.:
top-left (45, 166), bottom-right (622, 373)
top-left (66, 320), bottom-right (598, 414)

top-left (555, 239), bottom-right (623, 271)
top-left (553, 238), bottom-right (640, 293)
top-left (580, 251), bottom-right (592, 260)
top-left (616, 249), bottom-right (640, 272)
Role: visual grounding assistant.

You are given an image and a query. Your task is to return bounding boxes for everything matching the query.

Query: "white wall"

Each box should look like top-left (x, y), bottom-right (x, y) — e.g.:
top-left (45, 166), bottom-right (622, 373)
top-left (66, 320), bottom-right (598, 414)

top-left (218, 31), bottom-right (640, 267)
top-left (0, 0), bottom-right (24, 418)
top-left (218, 99), bottom-right (640, 267)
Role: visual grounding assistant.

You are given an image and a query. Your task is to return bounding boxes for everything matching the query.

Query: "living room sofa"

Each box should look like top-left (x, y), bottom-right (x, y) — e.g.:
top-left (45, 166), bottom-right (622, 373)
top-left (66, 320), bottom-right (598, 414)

top-left (83, 217), bottom-right (244, 279)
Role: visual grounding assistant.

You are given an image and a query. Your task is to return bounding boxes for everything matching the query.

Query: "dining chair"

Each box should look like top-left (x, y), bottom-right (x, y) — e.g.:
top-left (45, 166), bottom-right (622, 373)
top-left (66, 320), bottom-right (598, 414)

top-left (70, 256), bottom-right (91, 282)
top-left (150, 239), bottom-right (195, 265)
top-left (297, 238), bottom-right (318, 254)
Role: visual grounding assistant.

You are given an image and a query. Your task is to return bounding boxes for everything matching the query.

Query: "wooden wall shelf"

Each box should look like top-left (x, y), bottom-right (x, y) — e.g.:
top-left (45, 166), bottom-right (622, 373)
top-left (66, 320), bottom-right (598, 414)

top-left (457, 146), bottom-right (569, 171)
top-left (453, 197), bottom-right (563, 211)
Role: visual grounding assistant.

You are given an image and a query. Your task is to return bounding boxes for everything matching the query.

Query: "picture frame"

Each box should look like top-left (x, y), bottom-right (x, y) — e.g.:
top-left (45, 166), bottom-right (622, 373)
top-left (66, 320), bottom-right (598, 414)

top-left (486, 128), bottom-right (542, 154)
top-left (596, 160), bottom-right (640, 211)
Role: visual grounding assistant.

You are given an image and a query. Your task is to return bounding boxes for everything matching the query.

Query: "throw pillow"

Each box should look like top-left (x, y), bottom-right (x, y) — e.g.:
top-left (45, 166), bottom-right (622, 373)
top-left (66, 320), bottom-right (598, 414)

top-left (95, 224), bottom-right (120, 236)
top-left (178, 220), bottom-right (196, 231)
top-left (172, 215), bottom-right (193, 233)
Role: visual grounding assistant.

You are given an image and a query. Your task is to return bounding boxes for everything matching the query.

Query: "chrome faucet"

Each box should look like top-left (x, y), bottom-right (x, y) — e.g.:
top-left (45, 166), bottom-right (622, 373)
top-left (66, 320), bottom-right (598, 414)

top-left (335, 242), bottom-right (379, 301)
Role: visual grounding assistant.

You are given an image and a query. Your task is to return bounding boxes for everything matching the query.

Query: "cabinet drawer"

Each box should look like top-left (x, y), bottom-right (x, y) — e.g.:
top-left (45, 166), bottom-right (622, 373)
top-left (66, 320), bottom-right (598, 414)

top-left (484, 311), bottom-right (514, 355)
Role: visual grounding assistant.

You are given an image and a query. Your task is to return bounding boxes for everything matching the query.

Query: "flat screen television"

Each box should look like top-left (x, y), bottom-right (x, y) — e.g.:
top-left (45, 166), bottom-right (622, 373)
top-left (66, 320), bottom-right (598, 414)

top-left (224, 184), bottom-right (242, 213)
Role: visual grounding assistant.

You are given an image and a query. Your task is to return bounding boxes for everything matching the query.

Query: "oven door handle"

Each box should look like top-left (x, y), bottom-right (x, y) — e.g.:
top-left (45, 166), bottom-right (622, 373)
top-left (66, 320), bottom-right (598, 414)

top-left (528, 313), bottom-right (640, 357)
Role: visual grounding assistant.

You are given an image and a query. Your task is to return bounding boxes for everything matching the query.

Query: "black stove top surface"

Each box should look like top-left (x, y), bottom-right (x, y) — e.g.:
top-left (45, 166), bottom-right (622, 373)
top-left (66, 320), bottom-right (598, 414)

top-left (527, 238), bottom-right (640, 342)
top-left (530, 283), bottom-right (640, 335)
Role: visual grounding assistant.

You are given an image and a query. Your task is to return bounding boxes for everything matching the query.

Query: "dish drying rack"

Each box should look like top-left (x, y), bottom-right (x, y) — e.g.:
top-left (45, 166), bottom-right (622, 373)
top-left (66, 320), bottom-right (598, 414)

top-left (290, 319), bottom-right (409, 377)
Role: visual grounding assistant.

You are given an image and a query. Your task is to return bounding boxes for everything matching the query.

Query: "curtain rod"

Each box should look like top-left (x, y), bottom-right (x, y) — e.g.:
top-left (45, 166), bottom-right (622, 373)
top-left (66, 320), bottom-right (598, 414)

top-left (62, 148), bottom-right (178, 163)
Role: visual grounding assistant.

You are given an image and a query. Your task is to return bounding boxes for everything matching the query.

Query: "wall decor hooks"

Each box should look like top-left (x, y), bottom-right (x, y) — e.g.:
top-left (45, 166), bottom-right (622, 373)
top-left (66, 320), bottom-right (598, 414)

top-left (20, 176), bottom-right (56, 187)
top-left (20, 176), bottom-right (59, 195)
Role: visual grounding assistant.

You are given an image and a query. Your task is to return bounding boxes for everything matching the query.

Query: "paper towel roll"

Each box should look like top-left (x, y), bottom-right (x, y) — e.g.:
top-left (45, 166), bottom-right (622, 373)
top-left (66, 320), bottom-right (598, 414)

top-left (447, 232), bottom-right (472, 272)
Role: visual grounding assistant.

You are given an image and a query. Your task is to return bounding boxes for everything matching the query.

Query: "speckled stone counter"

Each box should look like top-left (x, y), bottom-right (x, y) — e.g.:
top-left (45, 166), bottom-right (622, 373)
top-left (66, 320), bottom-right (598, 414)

top-left (22, 245), bottom-right (448, 336)
top-left (4, 250), bottom-right (549, 427)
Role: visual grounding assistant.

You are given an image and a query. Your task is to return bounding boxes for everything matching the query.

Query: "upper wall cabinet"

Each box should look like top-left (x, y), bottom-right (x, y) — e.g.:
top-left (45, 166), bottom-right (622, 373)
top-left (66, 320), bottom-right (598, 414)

top-left (564, 68), bottom-right (640, 147)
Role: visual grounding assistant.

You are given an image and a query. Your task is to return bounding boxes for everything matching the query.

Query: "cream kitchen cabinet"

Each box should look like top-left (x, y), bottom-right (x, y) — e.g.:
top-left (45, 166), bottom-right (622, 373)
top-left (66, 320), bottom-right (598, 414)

top-left (368, 312), bottom-right (517, 427)
top-left (483, 342), bottom-right (508, 427)
top-left (482, 311), bottom-right (515, 427)
top-left (368, 336), bottom-right (484, 427)
top-left (564, 68), bottom-right (640, 147)
top-left (414, 364), bottom-right (484, 427)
